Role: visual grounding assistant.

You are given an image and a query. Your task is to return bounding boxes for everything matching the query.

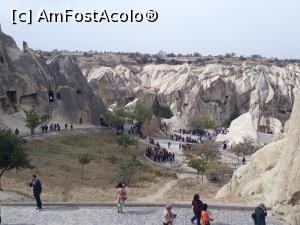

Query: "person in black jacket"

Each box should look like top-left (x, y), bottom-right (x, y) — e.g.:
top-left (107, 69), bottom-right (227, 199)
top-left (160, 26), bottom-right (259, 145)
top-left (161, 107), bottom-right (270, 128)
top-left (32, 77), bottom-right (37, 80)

top-left (254, 203), bottom-right (267, 225)
top-left (29, 175), bottom-right (42, 212)
top-left (191, 194), bottom-right (203, 225)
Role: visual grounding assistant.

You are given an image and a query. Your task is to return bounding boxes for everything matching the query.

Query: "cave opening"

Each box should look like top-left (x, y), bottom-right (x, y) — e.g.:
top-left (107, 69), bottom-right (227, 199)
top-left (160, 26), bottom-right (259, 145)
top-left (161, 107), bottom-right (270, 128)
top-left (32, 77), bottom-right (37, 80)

top-left (125, 97), bottom-right (134, 104)
top-left (76, 89), bottom-right (82, 95)
top-left (6, 91), bottom-right (17, 104)
top-left (0, 55), bottom-right (4, 63)
top-left (56, 93), bottom-right (61, 100)
top-left (279, 109), bottom-right (286, 115)
top-left (48, 90), bottom-right (54, 102)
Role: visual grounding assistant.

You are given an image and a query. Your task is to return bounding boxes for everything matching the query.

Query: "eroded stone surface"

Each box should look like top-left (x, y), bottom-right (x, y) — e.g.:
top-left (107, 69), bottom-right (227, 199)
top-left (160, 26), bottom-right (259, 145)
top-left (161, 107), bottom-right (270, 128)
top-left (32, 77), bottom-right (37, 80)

top-left (83, 63), bottom-right (300, 139)
top-left (0, 29), bottom-right (105, 131)
top-left (216, 91), bottom-right (300, 224)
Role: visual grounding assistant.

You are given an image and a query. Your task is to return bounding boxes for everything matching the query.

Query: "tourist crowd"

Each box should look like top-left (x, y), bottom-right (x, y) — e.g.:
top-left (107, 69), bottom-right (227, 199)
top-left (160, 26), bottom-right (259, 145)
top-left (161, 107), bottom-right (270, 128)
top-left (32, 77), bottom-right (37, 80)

top-left (145, 139), bottom-right (175, 163)
top-left (41, 123), bottom-right (73, 133)
top-left (214, 127), bottom-right (228, 135)
top-left (145, 145), bottom-right (175, 162)
top-left (170, 133), bottom-right (200, 143)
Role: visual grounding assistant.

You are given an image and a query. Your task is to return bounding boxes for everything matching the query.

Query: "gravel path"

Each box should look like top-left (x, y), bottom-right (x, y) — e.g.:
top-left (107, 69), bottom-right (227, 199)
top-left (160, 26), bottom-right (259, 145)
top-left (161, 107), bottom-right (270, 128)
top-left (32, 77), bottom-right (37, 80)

top-left (1, 206), bottom-right (283, 225)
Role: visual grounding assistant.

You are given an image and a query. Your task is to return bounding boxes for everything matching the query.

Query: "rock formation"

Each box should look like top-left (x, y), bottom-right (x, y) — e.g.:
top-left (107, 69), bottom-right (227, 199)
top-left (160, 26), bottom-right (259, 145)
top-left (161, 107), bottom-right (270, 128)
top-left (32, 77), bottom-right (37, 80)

top-left (0, 28), bottom-right (106, 131)
top-left (82, 62), bottom-right (300, 141)
top-left (216, 90), bottom-right (300, 224)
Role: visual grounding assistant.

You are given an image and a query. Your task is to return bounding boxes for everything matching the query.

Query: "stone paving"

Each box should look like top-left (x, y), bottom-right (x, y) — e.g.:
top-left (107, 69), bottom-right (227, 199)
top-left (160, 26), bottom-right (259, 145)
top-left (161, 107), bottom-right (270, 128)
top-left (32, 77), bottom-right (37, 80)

top-left (1, 206), bottom-right (283, 225)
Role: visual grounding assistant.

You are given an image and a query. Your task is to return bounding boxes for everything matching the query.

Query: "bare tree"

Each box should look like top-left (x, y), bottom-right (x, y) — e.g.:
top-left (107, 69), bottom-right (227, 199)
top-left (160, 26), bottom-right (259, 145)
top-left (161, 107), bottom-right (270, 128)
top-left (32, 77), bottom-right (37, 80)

top-left (191, 140), bottom-right (220, 160)
top-left (232, 136), bottom-right (256, 163)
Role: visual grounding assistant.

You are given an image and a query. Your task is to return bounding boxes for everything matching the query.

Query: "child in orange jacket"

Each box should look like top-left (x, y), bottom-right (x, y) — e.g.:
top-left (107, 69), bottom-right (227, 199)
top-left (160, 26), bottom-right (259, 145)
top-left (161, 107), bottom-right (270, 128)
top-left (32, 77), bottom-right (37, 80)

top-left (201, 203), bottom-right (213, 225)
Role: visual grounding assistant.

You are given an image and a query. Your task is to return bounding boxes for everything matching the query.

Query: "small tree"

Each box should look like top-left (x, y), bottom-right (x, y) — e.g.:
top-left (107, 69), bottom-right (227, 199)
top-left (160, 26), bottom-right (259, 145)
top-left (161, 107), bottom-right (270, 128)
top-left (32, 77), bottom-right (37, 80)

top-left (133, 102), bottom-right (153, 129)
top-left (188, 115), bottom-right (216, 131)
top-left (192, 140), bottom-right (220, 160)
top-left (103, 103), bottom-right (129, 131)
top-left (118, 155), bottom-right (143, 185)
top-left (25, 109), bottom-right (41, 135)
top-left (103, 111), bottom-right (114, 128)
top-left (193, 52), bottom-right (201, 57)
top-left (78, 153), bottom-right (94, 179)
top-left (232, 137), bottom-right (256, 163)
top-left (116, 134), bottom-right (137, 151)
top-left (187, 158), bottom-right (211, 183)
top-left (0, 129), bottom-right (33, 190)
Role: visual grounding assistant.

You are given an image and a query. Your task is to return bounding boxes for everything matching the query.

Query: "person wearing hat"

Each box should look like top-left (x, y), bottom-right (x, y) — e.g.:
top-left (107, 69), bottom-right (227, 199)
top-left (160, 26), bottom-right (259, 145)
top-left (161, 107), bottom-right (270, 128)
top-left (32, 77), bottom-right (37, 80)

top-left (163, 204), bottom-right (176, 225)
top-left (254, 203), bottom-right (267, 225)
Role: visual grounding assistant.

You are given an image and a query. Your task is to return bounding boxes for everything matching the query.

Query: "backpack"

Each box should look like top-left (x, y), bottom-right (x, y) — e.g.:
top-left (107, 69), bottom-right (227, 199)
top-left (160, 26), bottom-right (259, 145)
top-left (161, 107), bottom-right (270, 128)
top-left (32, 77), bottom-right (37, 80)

top-left (251, 212), bottom-right (257, 224)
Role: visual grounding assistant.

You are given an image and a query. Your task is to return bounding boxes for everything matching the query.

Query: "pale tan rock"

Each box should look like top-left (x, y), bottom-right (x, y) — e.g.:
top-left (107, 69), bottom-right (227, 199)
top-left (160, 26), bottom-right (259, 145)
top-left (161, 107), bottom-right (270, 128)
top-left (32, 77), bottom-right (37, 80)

top-left (216, 91), bottom-right (300, 223)
top-left (83, 62), bottom-right (299, 142)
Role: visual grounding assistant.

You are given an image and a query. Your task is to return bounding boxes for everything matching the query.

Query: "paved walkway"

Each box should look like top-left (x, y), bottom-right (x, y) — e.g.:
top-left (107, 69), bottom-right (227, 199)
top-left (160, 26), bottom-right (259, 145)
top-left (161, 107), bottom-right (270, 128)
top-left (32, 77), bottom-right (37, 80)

top-left (1, 206), bottom-right (283, 225)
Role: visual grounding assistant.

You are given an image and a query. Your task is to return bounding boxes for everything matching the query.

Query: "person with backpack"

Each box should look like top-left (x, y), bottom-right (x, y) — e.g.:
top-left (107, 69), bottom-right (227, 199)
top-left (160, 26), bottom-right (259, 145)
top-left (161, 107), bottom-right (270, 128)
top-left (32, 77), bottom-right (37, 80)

top-left (201, 203), bottom-right (213, 225)
top-left (115, 183), bottom-right (127, 213)
top-left (252, 203), bottom-right (267, 225)
top-left (191, 194), bottom-right (203, 225)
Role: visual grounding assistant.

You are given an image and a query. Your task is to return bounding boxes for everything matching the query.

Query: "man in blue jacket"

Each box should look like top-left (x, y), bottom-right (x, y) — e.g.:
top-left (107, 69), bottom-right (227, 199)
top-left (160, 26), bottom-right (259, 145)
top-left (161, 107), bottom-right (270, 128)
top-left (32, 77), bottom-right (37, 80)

top-left (29, 175), bottom-right (42, 212)
top-left (254, 203), bottom-right (267, 225)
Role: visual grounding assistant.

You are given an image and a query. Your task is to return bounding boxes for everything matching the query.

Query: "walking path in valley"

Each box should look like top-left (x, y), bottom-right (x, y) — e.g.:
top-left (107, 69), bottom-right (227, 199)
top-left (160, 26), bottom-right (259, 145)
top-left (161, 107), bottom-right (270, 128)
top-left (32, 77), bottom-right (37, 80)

top-left (0, 126), bottom-right (278, 225)
top-left (149, 133), bottom-right (246, 173)
top-left (136, 173), bottom-right (194, 203)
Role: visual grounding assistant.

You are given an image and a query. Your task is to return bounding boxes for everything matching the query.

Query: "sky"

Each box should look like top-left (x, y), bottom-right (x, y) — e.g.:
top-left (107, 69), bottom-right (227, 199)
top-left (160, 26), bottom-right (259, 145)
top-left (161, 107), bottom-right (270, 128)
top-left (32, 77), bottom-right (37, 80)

top-left (0, 0), bottom-right (299, 59)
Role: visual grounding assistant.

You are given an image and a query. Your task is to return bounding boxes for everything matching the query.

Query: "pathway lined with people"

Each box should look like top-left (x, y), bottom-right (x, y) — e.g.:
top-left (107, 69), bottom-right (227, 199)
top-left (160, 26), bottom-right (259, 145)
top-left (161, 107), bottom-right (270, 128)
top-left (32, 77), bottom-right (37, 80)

top-left (147, 137), bottom-right (195, 173)
top-left (1, 206), bottom-right (283, 225)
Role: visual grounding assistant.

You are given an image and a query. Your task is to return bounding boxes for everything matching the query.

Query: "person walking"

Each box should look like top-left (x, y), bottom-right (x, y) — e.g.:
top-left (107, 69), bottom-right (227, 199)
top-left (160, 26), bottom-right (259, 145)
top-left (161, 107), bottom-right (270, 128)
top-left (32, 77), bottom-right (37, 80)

top-left (115, 183), bottom-right (126, 213)
top-left (254, 203), bottom-right (267, 225)
top-left (191, 194), bottom-right (203, 225)
top-left (163, 204), bottom-right (176, 225)
top-left (201, 203), bottom-right (213, 225)
top-left (29, 175), bottom-right (42, 212)
top-left (168, 141), bottom-right (171, 149)
top-left (14, 128), bottom-right (19, 136)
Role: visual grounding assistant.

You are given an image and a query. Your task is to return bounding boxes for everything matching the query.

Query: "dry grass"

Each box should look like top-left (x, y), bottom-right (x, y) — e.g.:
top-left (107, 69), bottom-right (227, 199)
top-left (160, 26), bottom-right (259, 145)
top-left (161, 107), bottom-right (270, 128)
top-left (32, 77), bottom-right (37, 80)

top-left (162, 177), bottom-right (220, 203)
top-left (2, 130), bottom-right (176, 202)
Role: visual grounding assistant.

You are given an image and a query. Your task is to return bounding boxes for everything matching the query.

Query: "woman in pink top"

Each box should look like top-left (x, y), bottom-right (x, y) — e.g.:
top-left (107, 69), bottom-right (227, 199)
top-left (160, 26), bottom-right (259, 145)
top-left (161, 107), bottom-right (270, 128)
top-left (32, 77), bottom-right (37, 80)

top-left (115, 183), bottom-right (126, 213)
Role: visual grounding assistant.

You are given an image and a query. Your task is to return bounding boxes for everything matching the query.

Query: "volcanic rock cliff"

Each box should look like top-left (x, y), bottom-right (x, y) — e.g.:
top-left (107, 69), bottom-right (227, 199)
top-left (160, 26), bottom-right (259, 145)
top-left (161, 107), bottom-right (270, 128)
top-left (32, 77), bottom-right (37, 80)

top-left (0, 28), bottom-right (106, 130)
top-left (82, 62), bottom-right (300, 141)
top-left (216, 90), bottom-right (300, 224)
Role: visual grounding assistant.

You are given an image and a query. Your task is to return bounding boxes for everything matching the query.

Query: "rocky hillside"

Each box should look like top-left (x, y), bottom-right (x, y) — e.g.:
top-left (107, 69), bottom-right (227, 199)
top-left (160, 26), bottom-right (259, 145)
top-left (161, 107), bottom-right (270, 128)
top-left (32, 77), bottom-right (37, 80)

top-left (0, 27), bottom-right (106, 131)
top-left (80, 60), bottom-right (300, 141)
top-left (216, 90), bottom-right (300, 224)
